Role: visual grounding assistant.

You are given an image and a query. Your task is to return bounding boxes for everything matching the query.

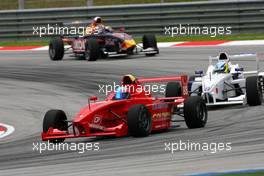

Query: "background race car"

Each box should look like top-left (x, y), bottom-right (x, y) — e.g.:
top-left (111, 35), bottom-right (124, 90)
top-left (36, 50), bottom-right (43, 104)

top-left (48, 20), bottom-right (159, 61)
top-left (188, 52), bottom-right (264, 106)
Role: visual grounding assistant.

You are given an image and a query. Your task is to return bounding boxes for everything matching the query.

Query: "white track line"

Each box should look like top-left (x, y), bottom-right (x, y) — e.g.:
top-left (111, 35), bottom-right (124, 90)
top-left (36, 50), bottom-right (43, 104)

top-left (0, 123), bottom-right (15, 139)
top-left (220, 40), bottom-right (264, 46)
top-left (157, 42), bottom-right (184, 48)
top-left (32, 45), bottom-right (72, 51)
top-left (32, 46), bottom-right (49, 51)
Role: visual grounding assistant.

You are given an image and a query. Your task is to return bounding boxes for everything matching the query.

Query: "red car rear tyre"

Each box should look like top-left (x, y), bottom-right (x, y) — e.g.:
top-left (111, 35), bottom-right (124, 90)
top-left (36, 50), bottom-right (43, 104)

top-left (127, 104), bottom-right (152, 137)
top-left (165, 82), bottom-right (182, 101)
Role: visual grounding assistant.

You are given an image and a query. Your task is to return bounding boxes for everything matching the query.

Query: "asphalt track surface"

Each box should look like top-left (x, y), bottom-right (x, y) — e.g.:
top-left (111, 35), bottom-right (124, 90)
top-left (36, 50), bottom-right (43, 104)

top-left (0, 46), bottom-right (263, 176)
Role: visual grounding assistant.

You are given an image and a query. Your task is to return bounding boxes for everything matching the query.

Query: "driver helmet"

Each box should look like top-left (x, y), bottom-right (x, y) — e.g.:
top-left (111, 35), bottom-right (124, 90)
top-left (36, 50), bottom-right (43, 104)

top-left (93, 16), bottom-right (102, 25)
top-left (122, 74), bottom-right (137, 84)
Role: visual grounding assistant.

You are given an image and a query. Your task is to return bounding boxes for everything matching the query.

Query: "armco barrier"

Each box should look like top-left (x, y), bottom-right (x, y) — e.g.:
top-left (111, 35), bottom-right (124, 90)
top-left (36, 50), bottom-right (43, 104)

top-left (0, 0), bottom-right (264, 41)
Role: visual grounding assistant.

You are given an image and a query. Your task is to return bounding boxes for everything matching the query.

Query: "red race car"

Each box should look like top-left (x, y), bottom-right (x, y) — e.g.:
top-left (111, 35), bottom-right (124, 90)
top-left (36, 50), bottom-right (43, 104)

top-left (42, 74), bottom-right (207, 143)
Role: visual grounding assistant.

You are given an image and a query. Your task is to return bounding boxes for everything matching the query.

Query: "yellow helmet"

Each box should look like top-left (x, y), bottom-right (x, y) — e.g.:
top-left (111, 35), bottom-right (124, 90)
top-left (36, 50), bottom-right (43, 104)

top-left (122, 74), bottom-right (137, 84)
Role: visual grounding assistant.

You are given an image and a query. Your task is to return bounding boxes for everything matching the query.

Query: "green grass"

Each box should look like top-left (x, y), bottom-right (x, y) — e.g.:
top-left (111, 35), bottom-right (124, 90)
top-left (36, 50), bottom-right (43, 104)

top-left (1, 33), bottom-right (264, 46)
top-left (0, 41), bottom-right (49, 46)
top-left (1, 0), bottom-right (205, 10)
top-left (218, 171), bottom-right (264, 176)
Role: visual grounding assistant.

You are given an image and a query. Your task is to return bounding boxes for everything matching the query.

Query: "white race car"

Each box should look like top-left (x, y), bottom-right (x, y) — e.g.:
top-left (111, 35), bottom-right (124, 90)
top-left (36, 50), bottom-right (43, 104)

top-left (189, 52), bottom-right (264, 106)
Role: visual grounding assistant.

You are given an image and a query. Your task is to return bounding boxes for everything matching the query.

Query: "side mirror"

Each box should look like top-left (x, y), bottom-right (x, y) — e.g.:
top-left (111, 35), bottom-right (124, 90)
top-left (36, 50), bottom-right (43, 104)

top-left (89, 96), bottom-right (98, 102)
top-left (235, 68), bottom-right (244, 72)
top-left (195, 70), bottom-right (203, 75)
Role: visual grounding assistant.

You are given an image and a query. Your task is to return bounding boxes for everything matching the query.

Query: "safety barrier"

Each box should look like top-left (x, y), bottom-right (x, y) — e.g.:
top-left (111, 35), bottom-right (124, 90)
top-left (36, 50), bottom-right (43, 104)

top-left (0, 0), bottom-right (263, 40)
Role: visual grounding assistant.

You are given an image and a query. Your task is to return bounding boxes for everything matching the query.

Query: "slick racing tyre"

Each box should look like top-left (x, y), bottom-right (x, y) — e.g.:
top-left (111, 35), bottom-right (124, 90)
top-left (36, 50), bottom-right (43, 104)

top-left (165, 82), bottom-right (182, 102)
top-left (246, 76), bottom-right (263, 106)
top-left (128, 104), bottom-right (152, 137)
top-left (43, 109), bottom-right (68, 143)
top-left (142, 34), bottom-right (159, 56)
top-left (49, 37), bottom-right (64, 61)
top-left (85, 38), bottom-right (100, 61)
top-left (184, 96), bottom-right (207, 128)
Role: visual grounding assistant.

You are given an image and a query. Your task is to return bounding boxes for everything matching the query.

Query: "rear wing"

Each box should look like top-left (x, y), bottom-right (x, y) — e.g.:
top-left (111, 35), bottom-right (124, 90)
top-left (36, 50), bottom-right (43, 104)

top-left (138, 75), bottom-right (189, 98)
top-left (209, 52), bottom-right (264, 75)
top-left (138, 75), bottom-right (187, 84)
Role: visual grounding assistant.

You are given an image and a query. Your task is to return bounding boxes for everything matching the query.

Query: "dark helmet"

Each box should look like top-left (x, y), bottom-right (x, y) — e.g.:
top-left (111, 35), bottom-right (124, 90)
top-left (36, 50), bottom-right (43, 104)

top-left (122, 74), bottom-right (137, 84)
top-left (93, 16), bottom-right (102, 24)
